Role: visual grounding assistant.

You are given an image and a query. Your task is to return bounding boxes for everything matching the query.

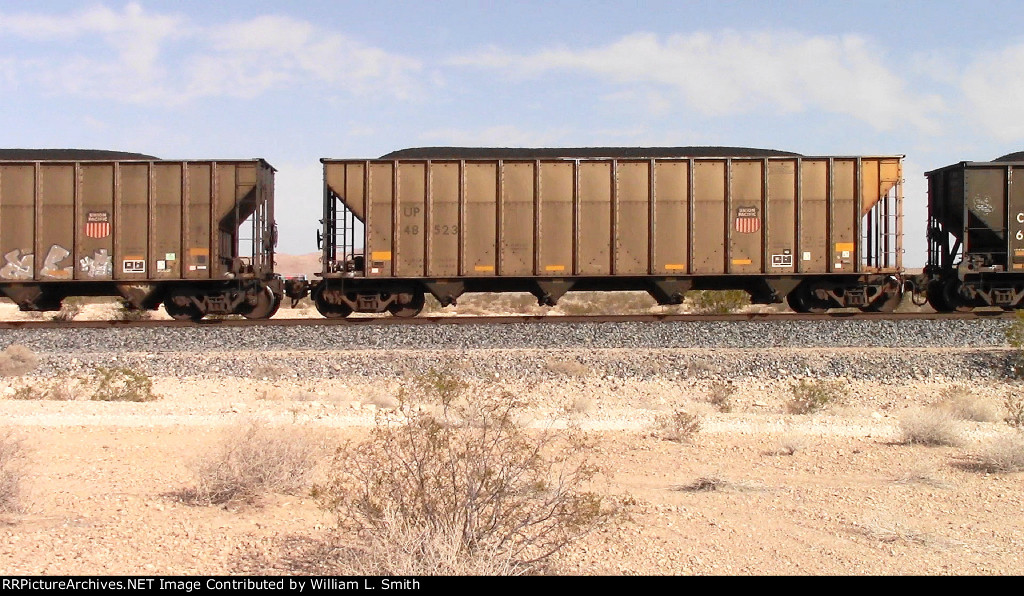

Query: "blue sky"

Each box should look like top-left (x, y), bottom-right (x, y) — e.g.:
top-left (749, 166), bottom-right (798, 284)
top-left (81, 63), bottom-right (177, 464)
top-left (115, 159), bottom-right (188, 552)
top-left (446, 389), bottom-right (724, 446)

top-left (3, 1), bottom-right (1024, 265)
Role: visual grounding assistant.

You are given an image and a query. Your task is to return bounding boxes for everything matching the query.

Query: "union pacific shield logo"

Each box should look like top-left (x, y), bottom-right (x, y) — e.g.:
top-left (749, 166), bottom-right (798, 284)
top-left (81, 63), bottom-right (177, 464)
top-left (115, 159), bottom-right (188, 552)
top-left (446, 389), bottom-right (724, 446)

top-left (734, 206), bottom-right (760, 234)
top-left (85, 212), bottom-right (110, 239)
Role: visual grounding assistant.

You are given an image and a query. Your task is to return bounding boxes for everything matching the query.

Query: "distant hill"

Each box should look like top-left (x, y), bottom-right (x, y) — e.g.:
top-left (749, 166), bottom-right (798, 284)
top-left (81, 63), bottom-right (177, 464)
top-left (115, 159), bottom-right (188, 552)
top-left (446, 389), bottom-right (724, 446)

top-left (275, 252), bottom-right (321, 278)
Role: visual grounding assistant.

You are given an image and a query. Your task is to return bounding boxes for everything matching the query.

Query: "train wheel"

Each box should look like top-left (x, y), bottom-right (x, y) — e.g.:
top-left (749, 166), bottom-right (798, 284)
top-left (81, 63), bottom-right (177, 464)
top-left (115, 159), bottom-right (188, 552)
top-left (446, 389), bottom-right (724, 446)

top-left (786, 283), bottom-right (830, 314)
top-left (242, 286), bottom-right (279, 320)
top-left (942, 278), bottom-right (976, 313)
top-left (926, 280), bottom-right (952, 312)
top-left (165, 299), bottom-right (204, 322)
top-left (388, 291), bottom-right (425, 318)
top-left (785, 290), bottom-right (806, 313)
top-left (320, 303), bottom-right (353, 318)
top-left (313, 285), bottom-right (352, 318)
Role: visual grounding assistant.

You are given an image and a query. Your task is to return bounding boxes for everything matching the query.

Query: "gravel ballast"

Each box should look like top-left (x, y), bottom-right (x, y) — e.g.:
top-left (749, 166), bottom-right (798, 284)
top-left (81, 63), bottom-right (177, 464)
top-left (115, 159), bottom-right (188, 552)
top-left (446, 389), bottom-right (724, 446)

top-left (0, 319), bottom-right (1016, 382)
top-left (0, 318), bottom-right (1013, 353)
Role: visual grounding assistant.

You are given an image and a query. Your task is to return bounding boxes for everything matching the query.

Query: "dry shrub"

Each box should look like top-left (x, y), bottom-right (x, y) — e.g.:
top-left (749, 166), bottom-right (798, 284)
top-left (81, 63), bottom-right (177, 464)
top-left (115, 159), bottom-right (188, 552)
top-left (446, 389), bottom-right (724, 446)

top-left (331, 508), bottom-right (519, 576)
top-left (544, 359), bottom-right (591, 378)
top-left (857, 516), bottom-right (934, 546)
top-left (785, 379), bottom-right (844, 414)
top-left (777, 433), bottom-right (808, 455)
top-left (0, 345), bottom-right (38, 377)
top-left (974, 434), bottom-right (1024, 473)
top-left (900, 407), bottom-right (962, 446)
top-left (320, 372), bottom-right (612, 575)
top-left (677, 476), bottom-right (724, 492)
top-left (1005, 393), bottom-right (1024, 429)
top-left (673, 475), bottom-right (760, 493)
top-left (365, 394), bottom-right (399, 409)
top-left (10, 380), bottom-right (77, 401)
top-left (455, 293), bottom-right (544, 316)
top-left (707, 382), bottom-right (736, 413)
top-left (937, 386), bottom-right (1001, 422)
top-left (567, 396), bottom-right (596, 416)
top-left (892, 466), bottom-right (949, 488)
top-left (0, 430), bottom-right (27, 513)
top-left (653, 408), bottom-right (701, 442)
top-left (256, 389), bottom-right (283, 401)
top-left (51, 298), bottom-right (83, 322)
top-left (557, 292), bottom-right (654, 315)
top-left (88, 366), bottom-right (158, 402)
top-left (252, 363), bottom-right (290, 380)
top-left (186, 422), bottom-right (323, 505)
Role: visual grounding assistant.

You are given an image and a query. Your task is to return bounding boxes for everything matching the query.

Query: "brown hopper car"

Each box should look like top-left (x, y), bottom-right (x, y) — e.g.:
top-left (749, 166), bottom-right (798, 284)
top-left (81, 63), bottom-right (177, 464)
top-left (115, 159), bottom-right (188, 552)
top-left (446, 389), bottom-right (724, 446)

top-left (0, 156), bottom-right (282, 320)
top-left (313, 148), bottom-right (904, 317)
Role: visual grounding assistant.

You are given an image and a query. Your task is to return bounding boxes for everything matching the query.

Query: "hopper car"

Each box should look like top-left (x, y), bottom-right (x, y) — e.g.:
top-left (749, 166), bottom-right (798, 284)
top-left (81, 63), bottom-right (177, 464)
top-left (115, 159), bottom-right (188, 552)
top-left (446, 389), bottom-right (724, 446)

top-left (309, 147), bottom-right (905, 317)
top-left (925, 152), bottom-right (1024, 311)
top-left (0, 150), bottom-right (283, 321)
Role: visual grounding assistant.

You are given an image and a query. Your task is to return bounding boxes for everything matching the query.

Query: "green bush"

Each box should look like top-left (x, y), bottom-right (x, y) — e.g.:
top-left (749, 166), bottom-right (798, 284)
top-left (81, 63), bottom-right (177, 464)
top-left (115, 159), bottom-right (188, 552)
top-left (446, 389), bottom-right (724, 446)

top-left (786, 379), bottom-right (844, 414)
top-left (10, 381), bottom-right (76, 401)
top-left (116, 301), bottom-right (150, 321)
top-left (88, 366), bottom-right (158, 402)
top-left (686, 290), bottom-right (750, 315)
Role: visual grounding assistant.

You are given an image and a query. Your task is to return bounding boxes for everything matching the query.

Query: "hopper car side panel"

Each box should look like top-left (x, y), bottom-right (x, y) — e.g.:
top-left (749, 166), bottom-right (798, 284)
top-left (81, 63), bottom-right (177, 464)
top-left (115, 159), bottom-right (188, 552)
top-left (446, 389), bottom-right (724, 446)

top-left (577, 161), bottom-right (611, 275)
top-left (316, 155), bottom-right (903, 316)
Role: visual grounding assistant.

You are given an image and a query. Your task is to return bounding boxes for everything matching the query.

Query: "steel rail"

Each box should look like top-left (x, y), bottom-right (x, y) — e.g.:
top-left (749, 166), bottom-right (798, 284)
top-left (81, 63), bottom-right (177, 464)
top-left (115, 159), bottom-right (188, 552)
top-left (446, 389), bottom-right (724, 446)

top-left (0, 310), bottom-right (1014, 330)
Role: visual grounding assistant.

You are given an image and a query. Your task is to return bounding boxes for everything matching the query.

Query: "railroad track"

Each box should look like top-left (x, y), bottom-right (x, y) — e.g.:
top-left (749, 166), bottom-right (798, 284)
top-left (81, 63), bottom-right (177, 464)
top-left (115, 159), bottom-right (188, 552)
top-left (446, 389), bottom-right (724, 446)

top-left (0, 310), bottom-right (1014, 330)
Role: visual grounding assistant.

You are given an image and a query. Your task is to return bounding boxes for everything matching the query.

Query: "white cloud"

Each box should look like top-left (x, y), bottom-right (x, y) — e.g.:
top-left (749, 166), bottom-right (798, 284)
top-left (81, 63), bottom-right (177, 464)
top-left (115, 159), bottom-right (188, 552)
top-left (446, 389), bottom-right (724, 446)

top-left (0, 3), bottom-right (182, 102)
top-left (0, 4), bottom-right (423, 105)
top-left (0, 2), bottom-right (183, 39)
top-left (452, 31), bottom-right (946, 133)
top-left (961, 44), bottom-right (1024, 141)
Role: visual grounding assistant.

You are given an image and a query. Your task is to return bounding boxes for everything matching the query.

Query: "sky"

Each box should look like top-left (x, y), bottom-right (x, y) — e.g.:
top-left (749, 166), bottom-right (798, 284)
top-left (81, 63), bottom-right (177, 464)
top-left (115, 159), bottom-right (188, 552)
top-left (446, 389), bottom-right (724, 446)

top-left (3, 1), bottom-right (1024, 266)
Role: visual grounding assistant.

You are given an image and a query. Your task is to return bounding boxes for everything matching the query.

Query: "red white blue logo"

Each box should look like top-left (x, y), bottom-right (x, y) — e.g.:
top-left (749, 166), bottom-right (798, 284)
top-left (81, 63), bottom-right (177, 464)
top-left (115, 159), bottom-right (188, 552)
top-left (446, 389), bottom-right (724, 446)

top-left (85, 212), bottom-right (110, 239)
top-left (734, 206), bottom-right (760, 234)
